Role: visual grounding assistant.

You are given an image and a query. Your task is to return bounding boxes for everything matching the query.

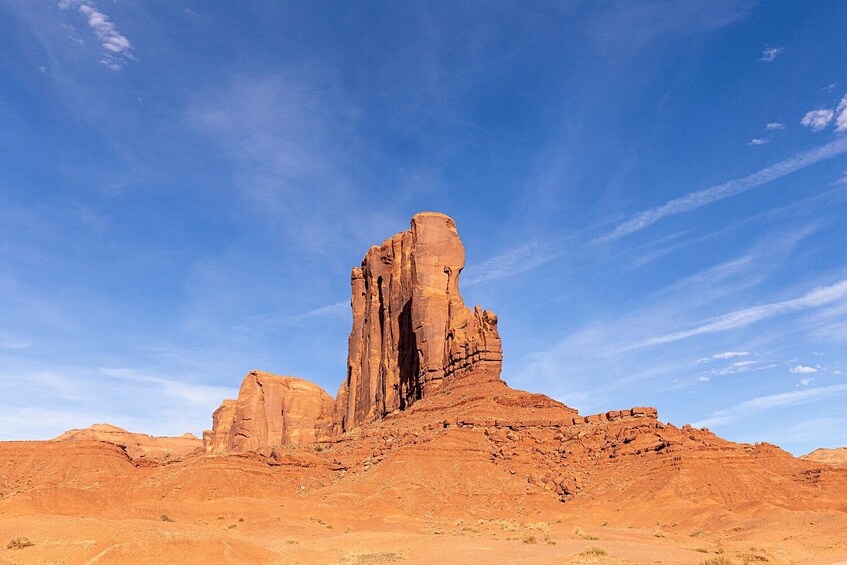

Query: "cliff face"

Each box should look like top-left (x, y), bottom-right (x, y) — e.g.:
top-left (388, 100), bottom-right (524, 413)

top-left (204, 371), bottom-right (334, 453)
top-left (333, 212), bottom-right (502, 433)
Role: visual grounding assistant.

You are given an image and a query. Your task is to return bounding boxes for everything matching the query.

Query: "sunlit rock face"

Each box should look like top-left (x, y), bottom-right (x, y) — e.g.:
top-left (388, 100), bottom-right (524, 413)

top-left (333, 212), bottom-right (502, 433)
top-left (204, 371), bottom-right (334, 453)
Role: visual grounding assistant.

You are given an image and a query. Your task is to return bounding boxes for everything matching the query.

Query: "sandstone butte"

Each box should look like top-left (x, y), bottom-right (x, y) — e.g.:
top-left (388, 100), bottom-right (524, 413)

top-left (801, 447), bottom-right (847, 468)
top-left (2, 212), bottom-right (847, 565)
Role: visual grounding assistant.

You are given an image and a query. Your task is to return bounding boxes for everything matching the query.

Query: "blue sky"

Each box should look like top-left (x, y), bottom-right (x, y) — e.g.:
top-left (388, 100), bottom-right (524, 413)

top-left (1, 1), bottom-right (846, 456)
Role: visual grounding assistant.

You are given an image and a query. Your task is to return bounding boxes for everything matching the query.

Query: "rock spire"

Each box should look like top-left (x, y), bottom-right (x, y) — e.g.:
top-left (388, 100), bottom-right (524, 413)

top-left (333, 212), bottom-right (502, 433)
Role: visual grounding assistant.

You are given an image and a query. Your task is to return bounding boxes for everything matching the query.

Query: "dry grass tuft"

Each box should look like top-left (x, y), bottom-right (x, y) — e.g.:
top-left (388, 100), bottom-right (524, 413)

top-left (700, 557), bottom-right (735, 565)
top-left (575, 527), bottom-right (599, 540)
top-left (339, 551), bottom-right (406, 564)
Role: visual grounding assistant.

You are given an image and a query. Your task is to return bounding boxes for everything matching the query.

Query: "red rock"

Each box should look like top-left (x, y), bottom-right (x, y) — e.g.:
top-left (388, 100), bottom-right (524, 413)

top-left (204, 371), bottom-right (334, 453)
top-left (800, 447), bottom-right (847, 468)
top-left (334, 212), bottom-right (502, 433)
top-left (630, 406), bottom-right (659, 418)
top-left (53, 423), bottom-right (201, 461)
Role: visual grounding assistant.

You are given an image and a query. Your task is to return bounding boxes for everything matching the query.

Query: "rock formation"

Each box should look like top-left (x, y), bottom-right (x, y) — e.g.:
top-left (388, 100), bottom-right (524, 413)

top-left (801, 446), bottom-right (847, 467)
top-left (53, 423), bottom-right (201, 461)
top-left (333, 212), bottom-right (502, 433)
top-left (203, 371), bottom-right (334, 453)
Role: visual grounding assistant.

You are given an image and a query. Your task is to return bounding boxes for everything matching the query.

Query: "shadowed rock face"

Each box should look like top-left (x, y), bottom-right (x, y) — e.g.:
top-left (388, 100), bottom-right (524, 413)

top-left (204, 371), bottom-right (334, 453)
top-left (333, 212), bottom-right (503, 433)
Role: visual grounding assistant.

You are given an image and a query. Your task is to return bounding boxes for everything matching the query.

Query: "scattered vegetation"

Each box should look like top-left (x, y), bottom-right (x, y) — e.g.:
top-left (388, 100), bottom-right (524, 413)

top-left (238, 516), bottom-right (244, 523)
top-left (160, 514), bottom-right (175, 522)
top-left (654, 530), bottom-right (666, 538)
top-left (700, 557), bottom-right (735, 565)
top-left (581, 546), bottom-right (607, 556)
top-left (314, 445), bottom-right (324, 452)
top-left (486, 519), bottom-right (518, 531)
top-left (738, 553), bottom-right (769, 563)
top-left (522, 534), bottom-right (537, 544)
top-left (339, 551), bottom-right (406, 564)
top-left (575, 527), bottom-right (599, 540)
top-left (285, 539), bottom-right (299, 545)
top-left (307, 515), bottom-right (333, 529)
top-left (7, 537), bottom-right (34, 550)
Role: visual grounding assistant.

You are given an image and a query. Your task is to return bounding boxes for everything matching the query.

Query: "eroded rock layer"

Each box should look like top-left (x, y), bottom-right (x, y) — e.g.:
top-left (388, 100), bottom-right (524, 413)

top-left (334, 212), bottom-right (502, 433)
top-left (53, 423), bottom-right (201, 461)
top-left (204, 371), bottom-right (334, 453)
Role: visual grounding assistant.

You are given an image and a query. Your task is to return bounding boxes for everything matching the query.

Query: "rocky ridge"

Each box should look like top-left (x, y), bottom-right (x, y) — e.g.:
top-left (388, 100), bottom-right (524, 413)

top-left (801, 447), bottom-right (847, 467)
top-left (53, 423), bottom-right (201, 461)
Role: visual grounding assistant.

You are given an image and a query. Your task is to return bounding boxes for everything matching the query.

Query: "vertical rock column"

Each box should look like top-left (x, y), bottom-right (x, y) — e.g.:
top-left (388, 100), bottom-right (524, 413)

top-left (334, 212), bottom-right (502, 433)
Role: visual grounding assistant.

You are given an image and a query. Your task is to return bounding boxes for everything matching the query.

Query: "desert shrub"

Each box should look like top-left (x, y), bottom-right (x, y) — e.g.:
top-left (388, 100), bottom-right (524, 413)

top-left (581, 546), bottom-right (607, 556)
top-left (339, 551), bottom-right (405, 564)
top-left (7, 537), bottom-right (34, 550)
top-left (160, 514), bottom-right (174, 522)
top-left (522, 534), bottom-right (537, 544)
top-left (700, 557), bottom-right (735, 565)
top-left (575, 527), bottom-right (599, 540)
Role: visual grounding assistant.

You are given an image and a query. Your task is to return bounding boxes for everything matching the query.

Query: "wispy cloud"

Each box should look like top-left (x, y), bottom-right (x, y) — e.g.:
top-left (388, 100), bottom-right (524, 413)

top-left (790, 365), bottom-right (818, 374)
top-left (624, 279), bottom-right (847, 350)
top-left (99, 367), bottom-right (232, 407)
top-left (748, 137), bottom-right (768, 146)
top-left (766, 122), bottom-right (785, 131)
top-left (836, 94), bottom-right (847, 133)
top-left (801, 109), bottom-right (834, 131)
top-left (759, 45), bottom-right (783, 63)
top-left (599, 136), bottom-right (847, 241)
top-left (697, 351), bottom-right (751, 363)
top-left (693, 383), bottom-right (847, 428)
top-left (58, 0), bottom-right (133, 70)
top-left (464, 239), bottom-right (568, 286)
top-left (713, 351), bottom-right (750, 360)
top-left (282, 301), bottom-right (349, 324)
top-left (709, 361), bottom-right (774, 376)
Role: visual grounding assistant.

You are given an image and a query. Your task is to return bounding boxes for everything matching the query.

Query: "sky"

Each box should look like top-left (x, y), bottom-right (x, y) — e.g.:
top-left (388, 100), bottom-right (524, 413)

top-left (1, 1), bottom-right (846, 456)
